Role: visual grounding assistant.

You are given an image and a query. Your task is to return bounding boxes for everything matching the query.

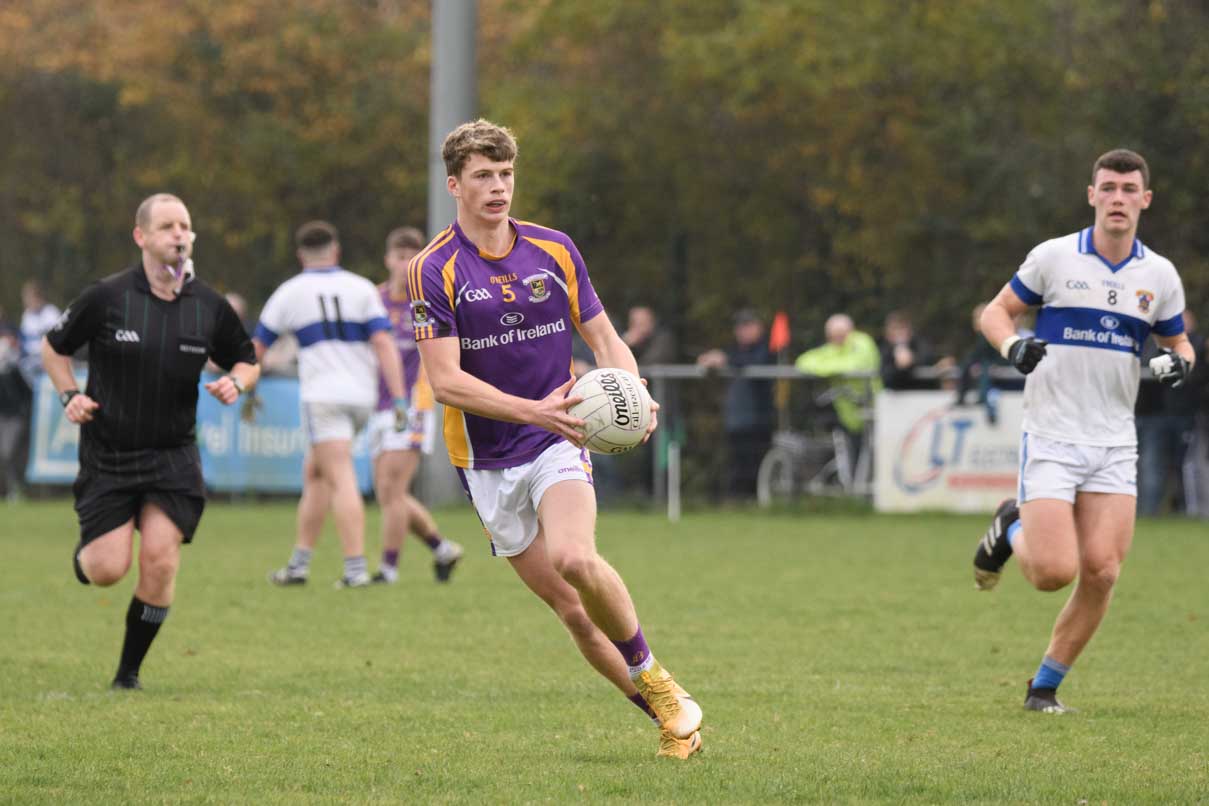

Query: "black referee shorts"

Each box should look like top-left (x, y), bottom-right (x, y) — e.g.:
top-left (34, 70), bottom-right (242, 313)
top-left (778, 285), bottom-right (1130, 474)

top-left (73, 466), bottom-right (206, 545)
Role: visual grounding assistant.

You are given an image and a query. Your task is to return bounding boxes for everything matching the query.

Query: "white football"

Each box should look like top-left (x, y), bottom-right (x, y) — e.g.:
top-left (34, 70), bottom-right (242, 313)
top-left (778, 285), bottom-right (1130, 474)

top-left (568, 368), bottom-right (652, 454)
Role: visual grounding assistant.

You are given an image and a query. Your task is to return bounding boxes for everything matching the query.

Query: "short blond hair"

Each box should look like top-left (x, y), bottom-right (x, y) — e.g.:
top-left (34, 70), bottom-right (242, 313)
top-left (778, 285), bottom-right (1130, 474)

top-left (442, 119), bottom-right (518, 178)
top-left (135, 193), bottom-right (185, 230)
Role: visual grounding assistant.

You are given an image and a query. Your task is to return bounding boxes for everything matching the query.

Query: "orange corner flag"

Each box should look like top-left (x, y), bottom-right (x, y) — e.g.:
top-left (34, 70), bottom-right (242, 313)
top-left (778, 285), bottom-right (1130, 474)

top-left (769, 311), bottom-right (791, 353)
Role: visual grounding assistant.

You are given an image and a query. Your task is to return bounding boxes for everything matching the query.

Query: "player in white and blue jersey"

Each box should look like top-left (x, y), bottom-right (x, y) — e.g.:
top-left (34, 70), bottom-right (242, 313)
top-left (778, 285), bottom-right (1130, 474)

top-left (972, 150), bottom-right (1196, 713)
top-left (253, 221), bottom-right (407, 588)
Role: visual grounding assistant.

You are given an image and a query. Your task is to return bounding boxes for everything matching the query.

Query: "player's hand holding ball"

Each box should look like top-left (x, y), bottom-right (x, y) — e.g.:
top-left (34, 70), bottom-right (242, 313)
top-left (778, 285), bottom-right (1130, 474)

top-left (1149, 348), bottom-right (1190, 388)
top-left (1001, 336), bottom-right (1048, 375)
top-left (567, 368), bottom-right (656, 454)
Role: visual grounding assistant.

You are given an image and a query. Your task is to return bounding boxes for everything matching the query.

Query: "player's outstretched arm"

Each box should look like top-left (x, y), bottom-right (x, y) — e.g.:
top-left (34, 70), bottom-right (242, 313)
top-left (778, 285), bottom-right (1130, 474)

top-left (418, 337), bottom-right (587, 443)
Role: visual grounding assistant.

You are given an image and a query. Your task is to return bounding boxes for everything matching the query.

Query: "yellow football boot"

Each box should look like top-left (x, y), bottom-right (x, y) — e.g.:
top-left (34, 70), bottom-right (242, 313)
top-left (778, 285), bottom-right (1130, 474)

top-left (656, 728), bottom-right (702, 759)
top-left (635, 660), bottom-right (702, 740)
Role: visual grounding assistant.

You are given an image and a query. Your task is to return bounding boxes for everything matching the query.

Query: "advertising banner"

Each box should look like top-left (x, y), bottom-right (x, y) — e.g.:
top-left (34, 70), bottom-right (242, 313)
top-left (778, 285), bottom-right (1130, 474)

top-left (874, 390), bottom-right (1022, 513)
top-left (27, 373), bottom-right (372, 493)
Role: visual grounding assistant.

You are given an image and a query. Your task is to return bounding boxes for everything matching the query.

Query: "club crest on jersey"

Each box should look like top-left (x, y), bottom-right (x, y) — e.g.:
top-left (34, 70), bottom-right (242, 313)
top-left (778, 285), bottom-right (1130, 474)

top-left (523, 274), bottom-right (550, 303)
top-left (1136, 289), bottom-right (1154, 314)
top-left (411, 299), bottom-right (431, 327)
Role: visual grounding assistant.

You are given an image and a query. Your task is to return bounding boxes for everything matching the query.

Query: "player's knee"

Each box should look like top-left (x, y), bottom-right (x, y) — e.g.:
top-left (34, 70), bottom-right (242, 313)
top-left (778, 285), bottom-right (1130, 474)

top-left (87, 554), bottom-right (131, 586)
top-left (1033, 562), bottom-right (1078, 591)
top-left (139, 549), bottom-right (179, 586)
top-left (1080, 560), bottom-right (1121, 592)
top-left (551, 550), bottom-right (599, 589)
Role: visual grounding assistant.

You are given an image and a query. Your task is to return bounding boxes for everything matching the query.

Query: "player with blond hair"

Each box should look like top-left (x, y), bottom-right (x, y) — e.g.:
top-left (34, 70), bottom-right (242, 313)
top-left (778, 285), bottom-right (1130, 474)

top-left (412, 119), bottom-right (703, 758)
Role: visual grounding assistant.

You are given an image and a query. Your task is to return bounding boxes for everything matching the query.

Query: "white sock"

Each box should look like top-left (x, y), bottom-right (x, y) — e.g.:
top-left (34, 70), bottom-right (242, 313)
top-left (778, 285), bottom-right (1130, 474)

top-left (628, 654), bottom-right (655, 679)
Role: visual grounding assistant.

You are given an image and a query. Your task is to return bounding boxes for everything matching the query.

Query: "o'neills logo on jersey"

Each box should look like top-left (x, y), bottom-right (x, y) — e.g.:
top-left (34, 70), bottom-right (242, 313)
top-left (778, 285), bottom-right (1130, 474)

top-left (411, 299), bottom-right (431, 327)
top-left (460, 318), bottom-right (566, 352)
top-left (1136, 289), bottom-right (1154, 314)
top-left (523, 274), bottom-right (550, 303)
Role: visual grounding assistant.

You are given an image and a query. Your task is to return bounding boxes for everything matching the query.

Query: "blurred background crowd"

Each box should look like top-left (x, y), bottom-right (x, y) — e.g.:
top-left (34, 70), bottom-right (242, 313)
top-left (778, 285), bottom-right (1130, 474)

top-left (3, 0), bottom-right (1208, 513)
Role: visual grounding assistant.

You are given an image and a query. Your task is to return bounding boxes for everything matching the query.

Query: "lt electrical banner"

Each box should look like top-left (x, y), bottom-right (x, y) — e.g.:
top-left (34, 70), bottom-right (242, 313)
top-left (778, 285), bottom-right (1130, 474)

top-left (874, 390), bottom-right (1022, 513)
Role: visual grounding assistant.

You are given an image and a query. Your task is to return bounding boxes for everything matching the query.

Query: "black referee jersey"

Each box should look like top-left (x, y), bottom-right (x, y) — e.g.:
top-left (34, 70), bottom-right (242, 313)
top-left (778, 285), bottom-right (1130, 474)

top-left (46, 264), bottom-right (255, 479)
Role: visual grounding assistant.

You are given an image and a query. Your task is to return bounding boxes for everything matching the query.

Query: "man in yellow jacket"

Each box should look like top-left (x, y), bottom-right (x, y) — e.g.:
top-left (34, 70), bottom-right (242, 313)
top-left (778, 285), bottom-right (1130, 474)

top-left (795, 313), bottom-right (881, 486)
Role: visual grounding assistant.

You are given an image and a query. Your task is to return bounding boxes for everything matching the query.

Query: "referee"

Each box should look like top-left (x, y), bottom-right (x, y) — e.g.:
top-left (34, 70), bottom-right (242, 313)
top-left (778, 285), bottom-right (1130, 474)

top-left (42, 193), bottom-right (259, 690)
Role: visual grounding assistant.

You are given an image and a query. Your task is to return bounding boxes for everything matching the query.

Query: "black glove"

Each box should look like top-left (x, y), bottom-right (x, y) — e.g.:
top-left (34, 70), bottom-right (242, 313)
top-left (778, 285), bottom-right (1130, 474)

top-left (240, 390), bottom-right (263, 423)
top-left (1005, 337), bottom-right (1048, 375)
top-left (1149, 348), bottom-right (1191, 388)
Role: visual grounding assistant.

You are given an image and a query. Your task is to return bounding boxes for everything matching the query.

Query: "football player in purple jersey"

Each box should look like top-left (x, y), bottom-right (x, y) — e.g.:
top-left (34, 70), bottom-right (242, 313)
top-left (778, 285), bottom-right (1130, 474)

top-left (412, 120), bottom-right (702, 759)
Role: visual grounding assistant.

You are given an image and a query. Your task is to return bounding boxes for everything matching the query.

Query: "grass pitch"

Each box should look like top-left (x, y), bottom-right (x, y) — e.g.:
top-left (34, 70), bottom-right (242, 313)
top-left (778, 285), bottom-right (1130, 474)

top-left (1, 500), bottom-right (1207, 804)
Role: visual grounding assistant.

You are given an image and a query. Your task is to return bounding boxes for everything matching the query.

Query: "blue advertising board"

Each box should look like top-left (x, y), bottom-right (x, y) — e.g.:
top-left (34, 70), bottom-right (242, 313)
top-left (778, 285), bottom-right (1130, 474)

top-left (27, 372), bottom-right (373, 493)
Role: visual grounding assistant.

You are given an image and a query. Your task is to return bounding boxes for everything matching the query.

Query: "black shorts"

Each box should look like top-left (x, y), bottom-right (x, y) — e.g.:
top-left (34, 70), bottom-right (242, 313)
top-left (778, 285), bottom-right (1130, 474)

top-left (73, 465), bottom-right (207, 545)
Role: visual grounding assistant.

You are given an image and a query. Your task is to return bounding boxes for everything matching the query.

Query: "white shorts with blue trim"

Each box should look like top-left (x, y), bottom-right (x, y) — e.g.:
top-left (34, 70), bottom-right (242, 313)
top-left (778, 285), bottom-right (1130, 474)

top-left (1018, 432), bottom-right (1137, 503)
top-left (301, 401), bottom-right (372, 445)
top-left (457, 440), bottom-right (593, 558)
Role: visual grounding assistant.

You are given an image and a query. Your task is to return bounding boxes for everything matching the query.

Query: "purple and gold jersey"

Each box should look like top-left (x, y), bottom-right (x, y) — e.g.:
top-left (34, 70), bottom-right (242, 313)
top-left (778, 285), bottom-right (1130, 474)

top-left (409, 219), bottom-right (604, 469)
top-left (376, 283), bottom-right (423, 412)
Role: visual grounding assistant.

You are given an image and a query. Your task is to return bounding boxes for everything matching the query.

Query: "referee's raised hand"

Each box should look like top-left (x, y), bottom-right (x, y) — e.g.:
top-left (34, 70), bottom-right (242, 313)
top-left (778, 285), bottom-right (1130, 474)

top-left (64, 393), bottom-right (100, 425)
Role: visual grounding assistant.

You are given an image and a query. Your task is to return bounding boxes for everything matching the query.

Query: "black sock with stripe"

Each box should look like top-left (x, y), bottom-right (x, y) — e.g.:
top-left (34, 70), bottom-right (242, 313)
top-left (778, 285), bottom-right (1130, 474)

top-left (116, 596), bottom-right (170, 679)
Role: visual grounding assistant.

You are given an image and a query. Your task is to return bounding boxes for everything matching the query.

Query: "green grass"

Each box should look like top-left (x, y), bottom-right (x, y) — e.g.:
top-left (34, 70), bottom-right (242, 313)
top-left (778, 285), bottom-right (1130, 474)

top-left (2, 500), bottom-right (1207, 804)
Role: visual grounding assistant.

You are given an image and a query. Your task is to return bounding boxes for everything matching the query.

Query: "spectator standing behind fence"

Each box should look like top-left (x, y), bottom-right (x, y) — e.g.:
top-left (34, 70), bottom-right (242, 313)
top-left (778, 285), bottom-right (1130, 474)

top-left (622, 306), bottom-right (676, 367)
top-left (19, 280), bottom-right (61, 383)
top-left (794, 313), bottom-right (881, 446)
top-left (0, 307), bottom-right (31, 501)
top-left (956, 302), bottom-right (1025, 423)
top-left (1136, 309), bottom-right (1205, 516)
top-left (696, 309), bottom-right (774, 500)
top-left (879, 310), bottom-right (943, 390)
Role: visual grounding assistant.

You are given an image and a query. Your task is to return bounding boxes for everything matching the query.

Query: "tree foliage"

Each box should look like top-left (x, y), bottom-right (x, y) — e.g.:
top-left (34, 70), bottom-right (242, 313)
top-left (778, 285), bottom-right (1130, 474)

top-left (3, 0), bottom-right (1207, 355)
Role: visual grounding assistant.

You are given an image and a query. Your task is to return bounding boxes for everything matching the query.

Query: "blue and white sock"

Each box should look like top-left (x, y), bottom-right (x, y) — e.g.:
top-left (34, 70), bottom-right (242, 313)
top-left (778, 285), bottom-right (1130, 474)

top-left (343, 555), bottom-right (368, 580)
top-left (1006, 520), bottom-right (1023, 549)
top-left (287, 547), bottom-right (312, 574)
top-left (1033, 655), bottom-right (1070, 691)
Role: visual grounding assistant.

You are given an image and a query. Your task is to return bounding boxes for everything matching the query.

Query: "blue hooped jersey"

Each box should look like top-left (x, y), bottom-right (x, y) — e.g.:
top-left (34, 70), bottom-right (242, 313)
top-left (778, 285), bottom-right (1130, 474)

top-left (1010, 227), bottom-right (1186, 447)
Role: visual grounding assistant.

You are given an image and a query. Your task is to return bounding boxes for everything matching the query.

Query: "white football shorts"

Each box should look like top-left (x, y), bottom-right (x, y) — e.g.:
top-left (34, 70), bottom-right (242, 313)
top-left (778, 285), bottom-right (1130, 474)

top-left (456, 440), bottom-right (593, 558)
top-left (300, 402), bottom-right (372, 445)
top-left (367, 407), bottom-right (436, 459)
top-left (1018, 432), bottom-right (1137, 503)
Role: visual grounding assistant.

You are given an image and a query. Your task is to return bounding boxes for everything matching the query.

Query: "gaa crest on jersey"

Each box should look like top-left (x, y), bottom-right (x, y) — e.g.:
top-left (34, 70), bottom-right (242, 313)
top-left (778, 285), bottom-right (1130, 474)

top-left (1136, 289), bottom-right (1154, 314)
top-left (410, 299), bottom-right (431, 327)
top-left (523, 274), bottom-right (550, 303)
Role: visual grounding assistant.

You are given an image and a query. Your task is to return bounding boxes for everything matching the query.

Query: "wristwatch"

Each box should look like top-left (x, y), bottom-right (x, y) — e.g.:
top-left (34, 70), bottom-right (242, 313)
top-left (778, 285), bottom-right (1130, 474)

top-left (59, 389), bottom-right (80, 408)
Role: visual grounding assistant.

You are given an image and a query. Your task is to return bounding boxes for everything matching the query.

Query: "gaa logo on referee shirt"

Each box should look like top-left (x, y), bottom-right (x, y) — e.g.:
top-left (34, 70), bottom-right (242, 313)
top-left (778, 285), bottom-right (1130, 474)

top-left (115, 329), bottom-right (141, 343)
